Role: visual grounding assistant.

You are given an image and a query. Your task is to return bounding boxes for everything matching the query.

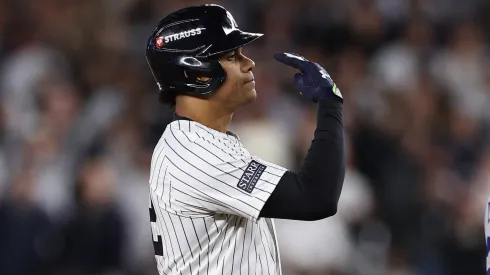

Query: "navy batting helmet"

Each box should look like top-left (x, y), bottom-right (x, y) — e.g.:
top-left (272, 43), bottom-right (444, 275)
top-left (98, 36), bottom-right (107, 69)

top-left (146, 4), bottom-right (263, 105)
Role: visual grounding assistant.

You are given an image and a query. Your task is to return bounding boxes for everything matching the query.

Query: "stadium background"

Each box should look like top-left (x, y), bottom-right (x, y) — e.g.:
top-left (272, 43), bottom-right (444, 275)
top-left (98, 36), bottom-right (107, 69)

top-left (0, 0), bottom-right (488, 274)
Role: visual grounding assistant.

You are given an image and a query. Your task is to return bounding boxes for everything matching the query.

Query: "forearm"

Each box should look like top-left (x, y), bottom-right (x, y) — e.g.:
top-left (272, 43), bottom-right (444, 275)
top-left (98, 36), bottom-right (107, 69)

top-left (260, 98), bottom-right (345, 220)
top-left (297, 98), bottom-right (345, 216)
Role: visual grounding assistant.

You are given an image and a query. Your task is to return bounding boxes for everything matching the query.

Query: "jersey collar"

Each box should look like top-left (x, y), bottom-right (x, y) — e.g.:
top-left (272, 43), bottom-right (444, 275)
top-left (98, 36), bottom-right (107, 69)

top-left (172, 112), bottom-right (239, 140)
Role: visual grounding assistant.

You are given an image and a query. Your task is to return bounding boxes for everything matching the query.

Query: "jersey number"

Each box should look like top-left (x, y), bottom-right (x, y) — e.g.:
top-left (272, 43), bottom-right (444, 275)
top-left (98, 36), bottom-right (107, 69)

top-left (149, 199), bottom-right (164, 256)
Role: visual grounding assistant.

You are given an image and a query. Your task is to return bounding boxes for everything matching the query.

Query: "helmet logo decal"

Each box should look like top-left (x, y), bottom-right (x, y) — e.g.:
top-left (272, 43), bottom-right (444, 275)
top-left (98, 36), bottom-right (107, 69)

top-left (222, 11), bottom-right (238, 35)
top-left (156, 28), bottom-right (205, 47)
top-left (155, 36), bottom-right (165, 47)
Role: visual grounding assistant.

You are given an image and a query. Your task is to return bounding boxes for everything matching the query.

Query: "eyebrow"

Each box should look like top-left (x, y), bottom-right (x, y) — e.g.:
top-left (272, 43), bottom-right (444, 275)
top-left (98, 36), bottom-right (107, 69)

top-left (215, 48), bottom-right (240, 61)
top-left (217, 50), bottom-right (236, 59)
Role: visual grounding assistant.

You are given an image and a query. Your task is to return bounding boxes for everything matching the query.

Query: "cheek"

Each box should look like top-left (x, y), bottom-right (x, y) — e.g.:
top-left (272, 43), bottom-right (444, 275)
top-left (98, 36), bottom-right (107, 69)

top-left (222, 71), bottom-right (241, 91)
top-left (234, 78), bottom-right (243, 91)
top-left (217, 63), bottom-right (245, 98)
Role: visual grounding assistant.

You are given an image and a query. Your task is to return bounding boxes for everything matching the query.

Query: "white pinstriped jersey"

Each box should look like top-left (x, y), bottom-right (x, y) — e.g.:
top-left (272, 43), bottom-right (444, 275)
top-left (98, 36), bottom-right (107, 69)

top-left (486, 196), bottom-right (489, 275)
top-left (149, 119), bottom-right (287, 275)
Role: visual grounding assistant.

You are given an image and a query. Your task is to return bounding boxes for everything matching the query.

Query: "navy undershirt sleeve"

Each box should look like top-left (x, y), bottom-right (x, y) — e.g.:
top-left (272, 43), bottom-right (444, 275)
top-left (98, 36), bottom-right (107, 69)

top-left (259, 98), bottom-right (345, 221)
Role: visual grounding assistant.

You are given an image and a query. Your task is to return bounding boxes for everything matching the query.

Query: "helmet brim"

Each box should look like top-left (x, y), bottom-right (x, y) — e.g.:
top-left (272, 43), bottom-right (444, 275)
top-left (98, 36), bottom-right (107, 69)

top-left (200, 30), bottom-right (264, 57)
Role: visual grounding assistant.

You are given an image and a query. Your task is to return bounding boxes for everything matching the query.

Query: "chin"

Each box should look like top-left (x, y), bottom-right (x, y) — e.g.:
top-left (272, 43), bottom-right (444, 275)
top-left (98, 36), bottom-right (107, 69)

top-left (243, 89), bottom-right (257, 105)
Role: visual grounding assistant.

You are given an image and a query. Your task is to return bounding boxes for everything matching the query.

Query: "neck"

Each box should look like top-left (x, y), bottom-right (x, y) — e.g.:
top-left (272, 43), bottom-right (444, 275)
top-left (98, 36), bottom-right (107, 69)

top-left (175, 97), bottom-right (233, 133)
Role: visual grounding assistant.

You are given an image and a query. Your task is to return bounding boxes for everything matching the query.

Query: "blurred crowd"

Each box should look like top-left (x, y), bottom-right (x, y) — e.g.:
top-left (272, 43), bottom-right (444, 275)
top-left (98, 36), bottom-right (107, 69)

top-left (0, 0), bottom-right (489, 274)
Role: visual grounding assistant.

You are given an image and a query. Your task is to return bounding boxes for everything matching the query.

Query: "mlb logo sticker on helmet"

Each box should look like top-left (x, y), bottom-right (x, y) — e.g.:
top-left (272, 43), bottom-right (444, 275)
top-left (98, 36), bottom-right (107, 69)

top-left (155, 36), bottom-right (164, 47)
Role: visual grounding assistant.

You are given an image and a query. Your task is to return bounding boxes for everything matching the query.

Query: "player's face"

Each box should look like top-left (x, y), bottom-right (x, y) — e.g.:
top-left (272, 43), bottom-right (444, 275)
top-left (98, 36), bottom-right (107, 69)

top-left (214, 48), bottom-right (256, 108)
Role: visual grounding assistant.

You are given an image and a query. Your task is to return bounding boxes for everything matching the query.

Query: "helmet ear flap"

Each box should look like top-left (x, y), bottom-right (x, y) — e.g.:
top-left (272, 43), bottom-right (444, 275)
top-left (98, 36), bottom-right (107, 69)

top-left (197, 76), bottom-right (211, 83)
top-left (182, 70), bottom-right (213, 85)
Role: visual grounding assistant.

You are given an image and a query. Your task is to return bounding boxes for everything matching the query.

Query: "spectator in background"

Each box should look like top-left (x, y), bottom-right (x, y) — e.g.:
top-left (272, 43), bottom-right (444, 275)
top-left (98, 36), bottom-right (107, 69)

top-left (0, 169), bottom-right (53, 275)
top-left (277, 125), bottom-right (375, 275)
top-left (58, 156), bottom-right (125, 275)
top-left (430, 20), bottom-right (490, 122)
top-left (0, 104), bottom-right (8, 200)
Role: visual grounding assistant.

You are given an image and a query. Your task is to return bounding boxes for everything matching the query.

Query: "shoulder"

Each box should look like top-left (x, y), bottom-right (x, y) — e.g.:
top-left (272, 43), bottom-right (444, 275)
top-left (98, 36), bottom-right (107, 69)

top-left (163, 120), bottom-right (224, 141)
top-left (162, 121), bottom-right (198, 144)
top-left (160, 120), bottom-right (241, 161)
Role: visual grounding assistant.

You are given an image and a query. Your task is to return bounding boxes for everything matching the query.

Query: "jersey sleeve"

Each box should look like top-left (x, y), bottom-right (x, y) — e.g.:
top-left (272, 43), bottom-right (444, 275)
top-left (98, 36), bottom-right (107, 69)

top-left (163, 126), bottom-right (287, 221)
top-left (486, 196), bottom-right (489, 275)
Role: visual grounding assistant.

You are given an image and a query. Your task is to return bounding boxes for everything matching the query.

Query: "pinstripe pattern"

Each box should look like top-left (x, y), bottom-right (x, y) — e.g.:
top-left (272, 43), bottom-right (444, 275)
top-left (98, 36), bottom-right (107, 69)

top-left (486, 196), bottom-right (489, 275)
top-left (149, 120), bottom-right (286, 275)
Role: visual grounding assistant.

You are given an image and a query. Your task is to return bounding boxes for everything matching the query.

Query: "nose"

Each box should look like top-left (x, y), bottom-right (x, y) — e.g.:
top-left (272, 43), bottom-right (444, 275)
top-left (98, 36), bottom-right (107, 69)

top-left (241, 55), bottom-right (255, 73)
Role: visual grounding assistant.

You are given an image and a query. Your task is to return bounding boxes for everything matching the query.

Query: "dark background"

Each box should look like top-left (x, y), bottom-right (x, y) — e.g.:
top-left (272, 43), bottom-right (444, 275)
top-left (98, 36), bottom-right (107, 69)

top-left (0, 0), bottom-right (488, 274)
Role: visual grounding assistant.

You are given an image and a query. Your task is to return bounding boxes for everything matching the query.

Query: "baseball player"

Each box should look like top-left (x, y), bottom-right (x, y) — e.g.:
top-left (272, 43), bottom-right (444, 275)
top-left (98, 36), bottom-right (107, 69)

top-left (145, 4), bottom-right (345, 275)
top-left (486, 196), bottom-right (489, 275)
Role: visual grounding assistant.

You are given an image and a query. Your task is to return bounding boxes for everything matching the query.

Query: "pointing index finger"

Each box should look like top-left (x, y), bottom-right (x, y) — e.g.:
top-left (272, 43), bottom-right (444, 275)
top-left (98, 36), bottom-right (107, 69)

top-left (273, 52), bottom-right (309, 72)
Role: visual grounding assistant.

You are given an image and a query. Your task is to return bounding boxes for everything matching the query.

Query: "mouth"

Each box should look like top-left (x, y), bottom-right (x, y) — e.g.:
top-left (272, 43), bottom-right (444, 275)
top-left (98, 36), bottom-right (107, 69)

top-left (244, 78), bottom-right (255, 84)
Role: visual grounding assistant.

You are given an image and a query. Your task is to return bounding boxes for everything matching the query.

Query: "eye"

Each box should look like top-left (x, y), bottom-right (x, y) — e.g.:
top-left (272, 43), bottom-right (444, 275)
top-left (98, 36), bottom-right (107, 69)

top-left (227, 52), bottom-right (236, 61)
